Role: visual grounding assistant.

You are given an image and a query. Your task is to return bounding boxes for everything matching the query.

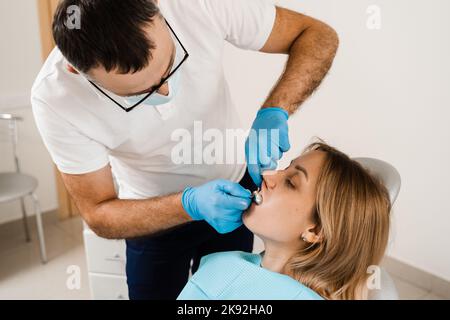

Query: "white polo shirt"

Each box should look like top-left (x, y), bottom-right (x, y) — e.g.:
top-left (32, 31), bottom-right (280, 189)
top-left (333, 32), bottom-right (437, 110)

top-left (31, 0), bottom-right (276, 199)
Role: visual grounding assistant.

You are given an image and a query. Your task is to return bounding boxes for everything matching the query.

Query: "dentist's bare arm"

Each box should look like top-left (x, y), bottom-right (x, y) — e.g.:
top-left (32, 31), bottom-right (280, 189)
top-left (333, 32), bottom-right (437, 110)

top-left (260, 7), bottom-right (339, 114)
top-left (60, 165), bottom-right (192, 239)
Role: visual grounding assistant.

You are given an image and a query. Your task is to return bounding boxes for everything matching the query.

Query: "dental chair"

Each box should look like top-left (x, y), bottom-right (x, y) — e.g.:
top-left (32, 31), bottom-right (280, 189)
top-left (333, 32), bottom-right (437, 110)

top-left (353, 157), bottom-right (401, 300)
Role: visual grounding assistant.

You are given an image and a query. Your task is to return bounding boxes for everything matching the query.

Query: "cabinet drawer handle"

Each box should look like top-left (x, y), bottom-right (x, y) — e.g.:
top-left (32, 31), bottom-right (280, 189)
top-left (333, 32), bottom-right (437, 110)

top-left (105, 253), bottom-right (124, 262)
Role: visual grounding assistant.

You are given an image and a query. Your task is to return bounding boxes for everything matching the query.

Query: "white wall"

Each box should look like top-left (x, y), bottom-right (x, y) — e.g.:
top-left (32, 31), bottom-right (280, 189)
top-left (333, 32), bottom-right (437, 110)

top-left (0, 0), bottom-right (58, 224)
top-left (224, 0), bottom-right (450, 281)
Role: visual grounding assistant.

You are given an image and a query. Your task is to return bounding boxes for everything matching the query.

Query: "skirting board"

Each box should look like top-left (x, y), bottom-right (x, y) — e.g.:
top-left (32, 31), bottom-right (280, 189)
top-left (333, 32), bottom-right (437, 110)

top-left (382, 256), bottom-right (450, 299)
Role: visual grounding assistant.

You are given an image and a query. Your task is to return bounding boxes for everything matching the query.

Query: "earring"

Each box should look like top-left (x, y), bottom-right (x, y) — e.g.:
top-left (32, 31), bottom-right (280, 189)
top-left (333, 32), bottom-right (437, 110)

top-left (301, 235), bottom-right (307, 242)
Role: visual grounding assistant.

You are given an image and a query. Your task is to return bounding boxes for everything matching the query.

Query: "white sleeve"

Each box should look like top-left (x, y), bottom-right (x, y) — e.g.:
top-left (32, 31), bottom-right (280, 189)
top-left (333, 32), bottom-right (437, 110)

top-left (202, 0), bottom-right (276, 51)
top-left (31, 98), bottom-right (110, 175)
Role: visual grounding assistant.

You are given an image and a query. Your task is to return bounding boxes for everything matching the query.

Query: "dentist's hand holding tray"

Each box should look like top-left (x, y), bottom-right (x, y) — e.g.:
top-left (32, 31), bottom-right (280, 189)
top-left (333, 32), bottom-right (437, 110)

top-left (182, 180), bottom-right (252, 234)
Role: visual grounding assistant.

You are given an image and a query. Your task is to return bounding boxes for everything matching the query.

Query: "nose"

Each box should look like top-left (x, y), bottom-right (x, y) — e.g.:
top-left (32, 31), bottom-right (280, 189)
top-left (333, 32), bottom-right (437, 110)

top-left (157, 82), bottom-right (170, 96)
top-left (262, 170), bottom-right (278, 189)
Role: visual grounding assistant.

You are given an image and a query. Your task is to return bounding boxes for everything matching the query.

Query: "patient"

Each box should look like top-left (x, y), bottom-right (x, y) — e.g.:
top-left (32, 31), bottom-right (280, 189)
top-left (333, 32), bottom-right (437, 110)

top-left (178, 141), bottom-right (391, 300)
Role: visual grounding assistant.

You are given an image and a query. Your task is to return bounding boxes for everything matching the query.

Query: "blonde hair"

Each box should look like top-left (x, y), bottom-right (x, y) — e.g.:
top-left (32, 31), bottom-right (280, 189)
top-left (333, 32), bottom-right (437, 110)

top-left (286, 141), bottom-right (391, 300)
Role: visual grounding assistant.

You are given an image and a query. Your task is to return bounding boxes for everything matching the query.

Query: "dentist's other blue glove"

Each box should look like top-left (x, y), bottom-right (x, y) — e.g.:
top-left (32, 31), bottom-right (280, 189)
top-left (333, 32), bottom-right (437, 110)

top-left (245, 107), bottom-right (291, 187)
top-left (181, 179), bottom-right (252, 234)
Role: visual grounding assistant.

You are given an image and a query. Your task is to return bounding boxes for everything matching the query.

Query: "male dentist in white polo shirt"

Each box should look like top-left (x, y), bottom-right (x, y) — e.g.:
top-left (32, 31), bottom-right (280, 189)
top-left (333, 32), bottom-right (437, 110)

top-left (31, 0), bottom-right (338, 299)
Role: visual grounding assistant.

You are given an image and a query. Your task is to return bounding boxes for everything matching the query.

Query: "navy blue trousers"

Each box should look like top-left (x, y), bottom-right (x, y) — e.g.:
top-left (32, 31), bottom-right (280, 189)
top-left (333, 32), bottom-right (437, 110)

top-left (125, 170), bottom-right (257, 300)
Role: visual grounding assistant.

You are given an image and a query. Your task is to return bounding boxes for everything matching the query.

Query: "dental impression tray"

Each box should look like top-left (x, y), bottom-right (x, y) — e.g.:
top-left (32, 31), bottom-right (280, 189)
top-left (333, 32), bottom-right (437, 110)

top-left (252, 188), bottom-right (263, 205)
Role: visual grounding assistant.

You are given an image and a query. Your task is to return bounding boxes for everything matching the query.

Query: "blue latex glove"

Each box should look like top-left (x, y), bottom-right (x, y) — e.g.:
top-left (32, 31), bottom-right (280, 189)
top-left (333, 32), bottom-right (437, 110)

top-left (181, 179), bottom-right (252, 234)
top-left (245, 107), bottom-right (291, 187)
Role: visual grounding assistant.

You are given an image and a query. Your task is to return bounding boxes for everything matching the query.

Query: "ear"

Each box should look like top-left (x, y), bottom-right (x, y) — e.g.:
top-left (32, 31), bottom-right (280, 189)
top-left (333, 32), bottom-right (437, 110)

top-left (66, 64), bottom-right (79, 74)
top-left (301, 224), bottom-right (322, 244)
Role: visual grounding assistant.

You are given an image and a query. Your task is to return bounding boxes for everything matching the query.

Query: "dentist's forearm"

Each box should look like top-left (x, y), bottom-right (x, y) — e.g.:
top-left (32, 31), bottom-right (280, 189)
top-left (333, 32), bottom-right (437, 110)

top-left (88, 192), bottom-right (192, 240)
top-left (262, 22), bottom-right (339, 115)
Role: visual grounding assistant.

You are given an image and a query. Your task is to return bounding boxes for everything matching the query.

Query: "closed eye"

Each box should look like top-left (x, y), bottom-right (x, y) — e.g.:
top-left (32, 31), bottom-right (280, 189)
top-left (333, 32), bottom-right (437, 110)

top-left (285, 178), bottom-right (296, 189)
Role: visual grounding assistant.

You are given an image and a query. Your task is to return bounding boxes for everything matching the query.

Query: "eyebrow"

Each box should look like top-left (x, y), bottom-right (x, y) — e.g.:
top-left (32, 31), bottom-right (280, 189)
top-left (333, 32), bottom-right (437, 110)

top-left (127, 47), bottom-right (176, 97)
top-left (289, 160), bottom-right (309, 181)
top-left (295, 165), bottom-right (309, 181)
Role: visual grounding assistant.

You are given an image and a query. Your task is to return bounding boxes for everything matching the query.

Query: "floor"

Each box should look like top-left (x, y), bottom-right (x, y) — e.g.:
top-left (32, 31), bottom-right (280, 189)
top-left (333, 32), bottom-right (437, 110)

top-left (0, 211), bottom-right (90, 299)
top-left (0, 211), bottom-right (446, 300)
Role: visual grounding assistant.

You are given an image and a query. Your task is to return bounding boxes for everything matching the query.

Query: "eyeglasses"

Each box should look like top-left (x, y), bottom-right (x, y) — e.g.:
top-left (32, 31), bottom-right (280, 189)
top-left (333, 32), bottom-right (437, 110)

top-left (88, 19), bottom-right (189, 113)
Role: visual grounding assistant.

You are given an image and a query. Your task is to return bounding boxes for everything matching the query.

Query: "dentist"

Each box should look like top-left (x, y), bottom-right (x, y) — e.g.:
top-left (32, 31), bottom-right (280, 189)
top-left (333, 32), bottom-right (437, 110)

top-left (31, 0), bottom-right (338, 299)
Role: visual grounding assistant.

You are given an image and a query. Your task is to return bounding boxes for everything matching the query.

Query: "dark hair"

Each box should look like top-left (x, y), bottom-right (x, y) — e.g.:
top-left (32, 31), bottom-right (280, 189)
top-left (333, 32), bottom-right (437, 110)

top-left (52, 0), bottom-right (160, 74)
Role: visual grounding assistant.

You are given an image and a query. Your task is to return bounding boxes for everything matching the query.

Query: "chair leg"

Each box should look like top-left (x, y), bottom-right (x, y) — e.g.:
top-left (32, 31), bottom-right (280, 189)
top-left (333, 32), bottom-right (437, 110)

top-left (20, 197), bottom-right (31, 242)
top-left (31, 193), bottom-right (47, 264)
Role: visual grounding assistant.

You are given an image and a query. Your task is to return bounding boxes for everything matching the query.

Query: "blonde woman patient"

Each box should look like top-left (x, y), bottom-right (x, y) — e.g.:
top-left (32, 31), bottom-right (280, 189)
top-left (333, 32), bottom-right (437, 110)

top-left (177, 141), bottom-right (391, 300)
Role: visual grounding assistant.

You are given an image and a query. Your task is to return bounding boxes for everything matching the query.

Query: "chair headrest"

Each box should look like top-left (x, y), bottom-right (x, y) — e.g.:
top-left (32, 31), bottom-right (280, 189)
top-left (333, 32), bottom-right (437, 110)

top-left (353, 157), bottom-right (401, 205)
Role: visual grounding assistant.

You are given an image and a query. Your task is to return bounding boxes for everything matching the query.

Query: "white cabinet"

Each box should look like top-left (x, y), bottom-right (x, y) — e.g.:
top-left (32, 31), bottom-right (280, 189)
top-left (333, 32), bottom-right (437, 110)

top-left (84, 230), bottom-right (126, 275)
top-left (89, 273), bottom-right (129, 300)
top-left (83, 225), bottom-right (128, 300)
